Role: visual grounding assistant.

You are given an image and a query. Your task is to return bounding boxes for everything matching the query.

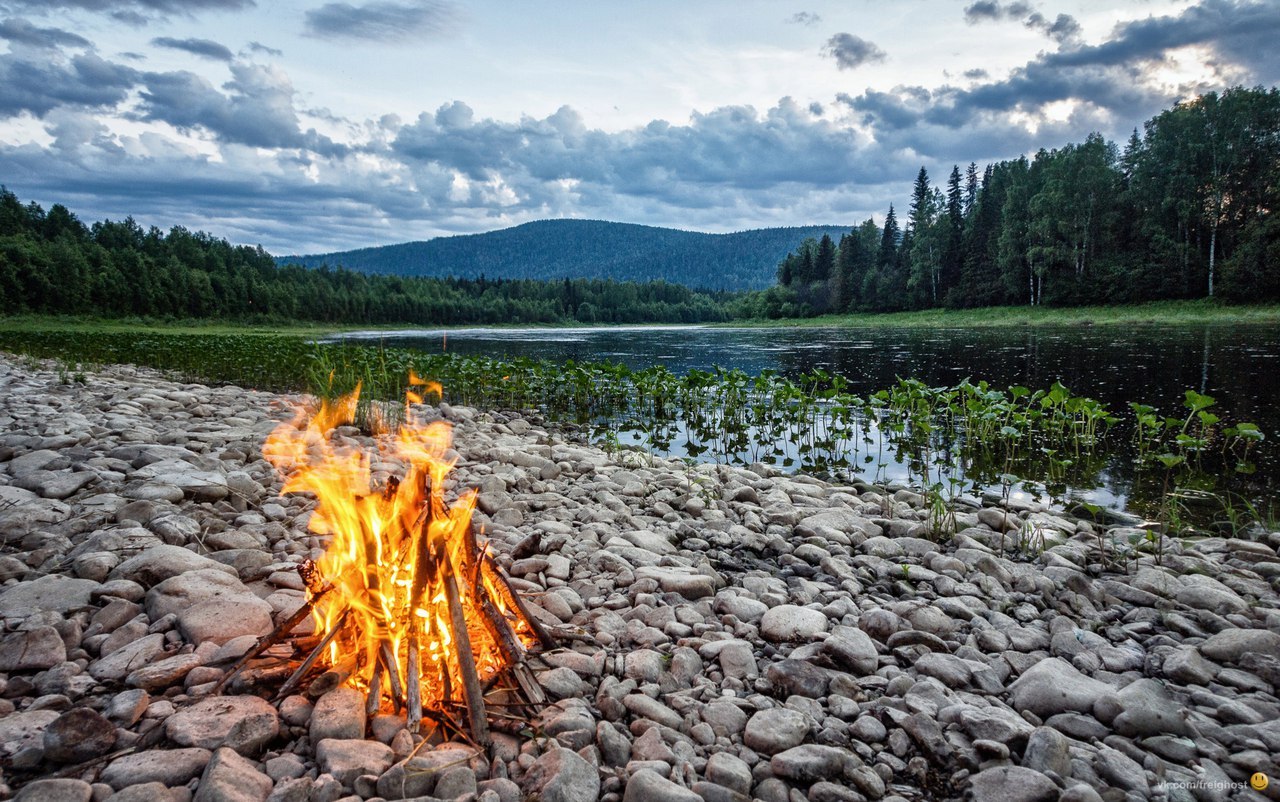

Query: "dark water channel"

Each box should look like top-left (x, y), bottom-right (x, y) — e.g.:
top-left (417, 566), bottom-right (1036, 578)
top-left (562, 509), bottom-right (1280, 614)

top-left (330, 324), bottom-right (1280, 518)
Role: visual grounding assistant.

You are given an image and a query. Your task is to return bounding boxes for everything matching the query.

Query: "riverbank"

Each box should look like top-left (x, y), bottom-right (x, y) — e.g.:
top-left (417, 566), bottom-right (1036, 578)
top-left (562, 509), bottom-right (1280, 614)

top-left (8, 299), bottom-right (1280, 338)
top-left (0, 354), bottom-right (1278, 802)
top-left (723, 299), bottom-right (1280, 329)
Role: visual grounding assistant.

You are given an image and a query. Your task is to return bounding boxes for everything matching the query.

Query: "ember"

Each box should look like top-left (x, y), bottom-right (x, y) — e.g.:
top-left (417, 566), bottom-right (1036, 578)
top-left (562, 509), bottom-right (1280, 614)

top-left (250, 378), bottom-right (552, 744)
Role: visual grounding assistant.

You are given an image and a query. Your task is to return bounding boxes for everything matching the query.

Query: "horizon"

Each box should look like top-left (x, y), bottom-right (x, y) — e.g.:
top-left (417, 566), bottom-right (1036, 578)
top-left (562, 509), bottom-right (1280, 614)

top-left (0, 1), bottom-right (1277, 254)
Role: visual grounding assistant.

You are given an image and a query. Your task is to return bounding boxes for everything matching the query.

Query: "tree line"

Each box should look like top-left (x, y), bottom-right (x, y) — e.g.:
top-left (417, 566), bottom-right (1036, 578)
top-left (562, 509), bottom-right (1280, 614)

top-left (735, 86), bottom-right (1280, 318)
top-left (0, 190), bottom-right (732, 325)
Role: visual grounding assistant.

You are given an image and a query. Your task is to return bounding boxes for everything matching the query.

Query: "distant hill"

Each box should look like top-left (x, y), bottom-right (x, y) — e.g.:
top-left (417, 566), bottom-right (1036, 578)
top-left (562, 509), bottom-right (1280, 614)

top-left (276, 219), bottom-right (853, 292)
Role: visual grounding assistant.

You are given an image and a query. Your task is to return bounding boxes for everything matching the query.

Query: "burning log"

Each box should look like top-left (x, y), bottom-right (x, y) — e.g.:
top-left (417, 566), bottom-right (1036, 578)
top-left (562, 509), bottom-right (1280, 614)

top-left (257, 382), bottom-right (553, 743)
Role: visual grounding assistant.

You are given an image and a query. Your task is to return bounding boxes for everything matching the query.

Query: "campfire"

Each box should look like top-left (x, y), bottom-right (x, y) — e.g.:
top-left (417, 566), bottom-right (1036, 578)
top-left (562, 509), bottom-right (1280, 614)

top-left (222, 379), bottom-right (553, 746)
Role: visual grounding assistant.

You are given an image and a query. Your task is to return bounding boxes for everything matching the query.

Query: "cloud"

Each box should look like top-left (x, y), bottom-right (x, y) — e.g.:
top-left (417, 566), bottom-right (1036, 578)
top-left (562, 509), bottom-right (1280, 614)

top-left (822, 33), bottom-right (886, 70)
top-left (788, 11), bottom-right (821, 26)
top-left (0, 17), bottom-right (92, 48)
top-left (246, 40), bottom-right (282, 57)
top-left (0, 49), bottom-right (139, 118)
top-left (964, 1), bottom-right (1080, 44)
top-left (848, 0), bottom-right (1280, 142)
top-left (304, 0), bottom-right (455, 42)
top-left (137, 62), bottom-right (345, 154)
top-left (0, 0), bottom-right (253, 20)
top-left (150, 36), bottom-right (234, 60)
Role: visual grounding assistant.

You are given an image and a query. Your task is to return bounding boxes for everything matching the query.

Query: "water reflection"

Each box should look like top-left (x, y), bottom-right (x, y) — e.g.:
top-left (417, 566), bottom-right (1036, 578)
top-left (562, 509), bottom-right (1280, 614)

top-left (326, 323), bottom-right (1280, 511)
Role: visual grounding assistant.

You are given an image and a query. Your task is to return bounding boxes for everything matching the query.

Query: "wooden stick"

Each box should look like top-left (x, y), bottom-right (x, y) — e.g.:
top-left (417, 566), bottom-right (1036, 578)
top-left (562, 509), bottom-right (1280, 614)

top-left (380, 640), bottom-right (405, 711)
top-left (406, 630), bottom-right (423, 733)
top-left (275, 609), bottom-right (349, 700)
top-left (366, 646), bottom-right (385, 717)
top-left (211, 583), bottom-right (332, 695)
top-left (489, 563), bottom-right (557, 652)
top-left (443, 557), bottom-right (490, 747)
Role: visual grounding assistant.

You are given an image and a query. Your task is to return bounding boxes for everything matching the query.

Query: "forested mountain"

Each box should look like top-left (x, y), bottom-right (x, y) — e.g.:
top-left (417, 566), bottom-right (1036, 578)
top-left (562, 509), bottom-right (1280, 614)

top-left (278, 220), bottom-right (851, 292)
top-left (0, 189), bottom-right (733, 325)
top-left (741, 86), bottom-right (1280, 319)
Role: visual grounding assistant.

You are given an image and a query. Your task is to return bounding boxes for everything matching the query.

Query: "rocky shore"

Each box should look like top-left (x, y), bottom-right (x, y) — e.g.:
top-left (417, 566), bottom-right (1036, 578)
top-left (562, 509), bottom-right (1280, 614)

top-left (0, 354), bottom-right (1278, 802)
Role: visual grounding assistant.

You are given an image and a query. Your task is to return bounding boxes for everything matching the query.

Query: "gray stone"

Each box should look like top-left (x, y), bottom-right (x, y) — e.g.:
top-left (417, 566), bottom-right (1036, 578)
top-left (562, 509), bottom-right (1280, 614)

top-left (1009, 657), bottom-right (1113, 718)
top-left (634, 566), bottom-right (717, 599)
top-left (1022, 727), bottom-right (1071, 778)
top-left (704, 752), bottom-right (752, 795)
top-left (1163, 646), bottom-right (1218, 685)
top-left (193, 746), bottom-right (272, 802)
top-left (105, 783), bottom-right (179, 802)
top-left (165, 695), bottom-right (280, 756)
top-left (821, 626), bottom-right (878, 674)
top-left (623, 693), bottom-right (683, 730)
top-left (967, 766), bottom-right (1059, 802)
top-left (0, 709), bottom-right (59, 759)
top-left (89, 633), bottom-right (166, 682)
top-left (744, 707), bottom-right (808, 755)
top-left (766, 658), bottom-right (831, 698)
top-left (713, 591), bottom-right (768, 623)
top-left (145, 568), bottom-right (272, 645)
top-left (0, 574), bottom-right (98, 618)
top-left (376, 743), bottom-right (478, 799)
top-left (315, 738), bottom-right (394, 787)
top-left (13, 778), bottom-right (93, 802)
top-left (523, 747), bottom-right (600, 802)
top-left (1104, 678), bottom-right (1192, 737)
top-left (109, 545), bottom-right (236, 587)
top-left (126, 652), bottom-right (204, 691)
top-left (770, 744), bottom-right (855, 783)
top-left (717, 641), bottom-right (758, 680)
top-left (623, 768), bottom-right (699, 802)
top-left (624, 649), bottom-right (665, 683)
top-left (1200, 628), bottom-right (1280, 664)
top-left (100, 747), bottom-right (213, 790)
top-left (0, 626), bottom-right (67, 671)
top-left (310, 687), bottom-right (366, 742)
top-left (42, 707), bottom-right (117, 763)
top-left (701, 699), bottom-right (748, 738)
top-left (13, 469), bottom-right (95, 500)
top-left (760, 604), bottom-right (828, 642)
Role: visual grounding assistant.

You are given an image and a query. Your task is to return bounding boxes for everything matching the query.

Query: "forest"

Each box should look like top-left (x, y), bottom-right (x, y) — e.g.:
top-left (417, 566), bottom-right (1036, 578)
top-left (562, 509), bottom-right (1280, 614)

top-left (739, 86), bottom-right (1280, 318)
top-left (0, 192), bottom-right (732, 325)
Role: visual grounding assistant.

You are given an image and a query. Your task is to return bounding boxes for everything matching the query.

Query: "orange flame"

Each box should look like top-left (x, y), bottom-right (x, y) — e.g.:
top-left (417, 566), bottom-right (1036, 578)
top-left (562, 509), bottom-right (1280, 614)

top-left (264, 385), bottom-right (536, 713)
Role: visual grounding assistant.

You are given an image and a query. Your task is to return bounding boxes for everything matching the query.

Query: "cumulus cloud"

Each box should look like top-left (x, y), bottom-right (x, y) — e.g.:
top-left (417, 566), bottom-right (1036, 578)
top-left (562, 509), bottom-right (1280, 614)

top-left (0, 17), bottom-right (92, 48)
top-left (137, 62), bottom-right (345, 155)
top-left (150, 36), bottom-right (234, 60)
top-left (304, 0), bottom-right (456, 42)
top-left (0, 49), bottom-right (139, 118)
top-left (822, 33), bottom-right (886, 70)
top-left (788, 11), bottom-right (821, 26)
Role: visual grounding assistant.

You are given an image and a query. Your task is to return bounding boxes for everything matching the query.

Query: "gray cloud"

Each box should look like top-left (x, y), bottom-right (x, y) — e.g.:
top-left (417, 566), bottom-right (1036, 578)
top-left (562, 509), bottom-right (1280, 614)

top-left (788, 11), bottom-right (821, 26)
top-left (137, 62), bottom-right (345, 155)
top-left (304, 0), bottom-right (455, 42)
top-left (0, 50), bottom-right (139, 118)
top-left (849, 0), bottom-right (1280, 140)
top-left (150, 36), bottom-right (234, 60)
top-left (0, 17), bottom-right (92, 48)
top-left (246, 40), bottom-right (282, 57)
top-left (0, 0), bottom-right (252, 19)
top-left (822, 33), bottom-right (886, 70)
top-left (964, 1), bottom-right (1079, 44)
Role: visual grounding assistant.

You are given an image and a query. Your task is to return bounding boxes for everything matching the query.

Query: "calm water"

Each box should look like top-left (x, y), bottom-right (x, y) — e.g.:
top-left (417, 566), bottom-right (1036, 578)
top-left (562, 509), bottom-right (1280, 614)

top-left (329, 324), bottom-right (1280, 513)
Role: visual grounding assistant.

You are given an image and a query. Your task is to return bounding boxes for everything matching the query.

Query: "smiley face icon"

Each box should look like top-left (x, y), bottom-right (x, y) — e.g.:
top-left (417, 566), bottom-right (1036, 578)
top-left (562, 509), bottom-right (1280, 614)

top-left (1252, 772), bottom-right (1269, 791)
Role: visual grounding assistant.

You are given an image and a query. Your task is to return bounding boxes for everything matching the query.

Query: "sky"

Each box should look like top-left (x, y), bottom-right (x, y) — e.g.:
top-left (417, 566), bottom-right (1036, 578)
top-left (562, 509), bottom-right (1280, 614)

top-left (0, 0), bottom-right (1277, 256)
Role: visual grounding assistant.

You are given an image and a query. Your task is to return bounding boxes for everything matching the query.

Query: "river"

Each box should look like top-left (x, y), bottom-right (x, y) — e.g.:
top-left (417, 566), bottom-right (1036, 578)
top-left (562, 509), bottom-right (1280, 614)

top-left (326, 323), bottom-right (1280, 518)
